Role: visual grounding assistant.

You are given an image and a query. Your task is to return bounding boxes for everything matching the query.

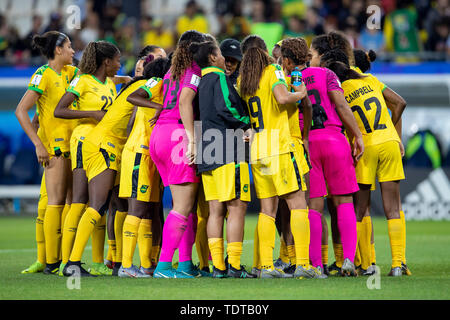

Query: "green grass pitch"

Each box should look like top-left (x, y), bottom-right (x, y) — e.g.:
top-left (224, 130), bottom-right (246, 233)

top-left (0, 215), bottom-right (449, 300)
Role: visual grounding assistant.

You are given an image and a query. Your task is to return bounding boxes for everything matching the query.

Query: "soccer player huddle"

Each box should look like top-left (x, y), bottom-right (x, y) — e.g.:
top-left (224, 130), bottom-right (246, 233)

top-left (16, 28), bottom-right (411, 280)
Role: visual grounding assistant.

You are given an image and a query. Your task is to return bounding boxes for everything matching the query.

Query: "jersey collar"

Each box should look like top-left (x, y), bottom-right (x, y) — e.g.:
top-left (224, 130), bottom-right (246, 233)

top-left (201, 66), bottom-right (225, 77)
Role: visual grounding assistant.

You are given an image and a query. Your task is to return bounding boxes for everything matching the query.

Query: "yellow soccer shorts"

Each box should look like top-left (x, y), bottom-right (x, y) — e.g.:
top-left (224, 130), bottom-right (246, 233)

top-left (82, 140), bottom-right (120, 182)
top-left (119, 148), bottom-right (161, 202)
top-left (201, 162), bottom-right (251, 203)
top-left (251, 151), bottom-right (307, 199)
top-left (70, 135), bottom-right (85, 171)
top-left (292, 137), bottom-right (311, 177)
top-left (356, 140), bottom-right (405, 188)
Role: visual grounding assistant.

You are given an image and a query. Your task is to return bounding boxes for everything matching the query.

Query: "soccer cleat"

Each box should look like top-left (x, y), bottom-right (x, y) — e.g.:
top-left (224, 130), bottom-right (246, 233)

top-left (259, 266), bottom-right (291, 278)
top-left (43, 261), bottom-right (61, 275)
top-left (21, 261), bottom-right (45, 274)
top-left (360, 264), bottom-right (377, 276)
top-left (212, 267), bottom-right (228, 278)
top-left (104, 259), bottom-right (114, 270)
top-left (139, 266), bottom-right (155, 276)
top-left (58, 263), bottom-right (67, 276)
top-left (274, 258), bottom-right (290, 271)
top-left (341, 258), bottom-right (357, 277)
top-left (327, 261), bottom-right (341, 276)
top-left (118, 265), bottom-right (150, 278)
top-left (198, 266), bottom-right (212, 277)
top-left (63, 261), bottom-right (96, 277)
top-left (294, 265), bottom-right (324, 279)
top-left (153, 268), bottom-right (194, 279)
top-left (227, 265), bottom-right (257, 278)
top-left (388, 267), bottom-right (402, 277)
top-left (89, 262), bottom-right (113, 276)
top-left (283, 263), bottom-right (296, 277)
top-left (322, 264), bottom-right (329, 276)
top-left (401, 262), bottom-right (412, 276)
top-left (177, 261), bottom-right (201, 278)
top-left (251, 267), bottom-right (261, 278)
top-left (112, 262), bottom-right (122, 276)
top-left (314, 266), bottom-right (328, 279)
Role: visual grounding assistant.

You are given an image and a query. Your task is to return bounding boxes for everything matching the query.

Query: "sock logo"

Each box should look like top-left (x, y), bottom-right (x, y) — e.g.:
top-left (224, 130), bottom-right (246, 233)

top-left (90, 219), bottom-right (97, 226)
top-left (124, 231), bottom-right (135, 237)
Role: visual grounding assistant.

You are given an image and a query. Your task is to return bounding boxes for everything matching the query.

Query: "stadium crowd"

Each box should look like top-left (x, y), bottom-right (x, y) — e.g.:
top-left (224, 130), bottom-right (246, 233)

top-left (0, 0), bottom-right (449, 71)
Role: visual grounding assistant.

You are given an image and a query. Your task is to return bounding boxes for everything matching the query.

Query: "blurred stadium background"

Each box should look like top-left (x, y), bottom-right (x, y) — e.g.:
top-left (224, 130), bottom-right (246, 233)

top-left (0, 0), bottom-right (449, 219)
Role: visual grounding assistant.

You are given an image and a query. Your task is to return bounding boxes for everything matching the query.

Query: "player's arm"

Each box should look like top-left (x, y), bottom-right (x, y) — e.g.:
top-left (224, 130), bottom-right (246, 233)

top-left (112, 75), bottom-right (132, 85)
top-left (54, 92), bottom-right (105, 122)
top-left (273, 82), bottom-right (307, 105)
top-left (300, 95), bottom-right (312, 147)
top-left (179, 87), bottom-right (197, 165)
top-left (31, 112), bottom-right (39, 133)
top-left (329, 90), bottom-right (364, 162)
top-left (126, 88), bottom-right (163, 110)
top-left (383, 87), bottom-right (406, 127)
top-left (15, 90), bottom-right (49, 166)
top-left (126, 106), bottom-right (137, 137)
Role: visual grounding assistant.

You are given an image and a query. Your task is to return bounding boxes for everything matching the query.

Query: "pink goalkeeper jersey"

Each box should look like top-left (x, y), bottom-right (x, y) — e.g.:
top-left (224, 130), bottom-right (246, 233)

top-left (299, 67), bottom-right (344, 133)
top-left (156, 62), bottom-right (201, 124)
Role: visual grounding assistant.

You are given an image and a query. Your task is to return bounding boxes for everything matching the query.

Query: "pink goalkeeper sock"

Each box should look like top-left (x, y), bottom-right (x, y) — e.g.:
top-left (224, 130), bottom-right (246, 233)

top-left (308, 209), bottom-right (323, 268)
top-left (178, 213), bottom-right (198, 262)
top-left (336, 203), bottom-right (357, 262)
top-left (158, 210), bottom-right (188, 263)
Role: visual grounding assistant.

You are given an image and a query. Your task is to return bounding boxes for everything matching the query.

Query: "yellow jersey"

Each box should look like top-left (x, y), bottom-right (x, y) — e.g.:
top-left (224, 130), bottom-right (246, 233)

top-left (124, 77), bottom-right (163, 155)
top-left (284, 76), bottom-right (302, 141)
top-left (28, 64), bottom-right (78, 152)
top-left (67, 74), bottom-right (117, 140)
top-left (240, 64), bottom-right (295, 161)
top-left (342, 74), bottom-right (400, 147)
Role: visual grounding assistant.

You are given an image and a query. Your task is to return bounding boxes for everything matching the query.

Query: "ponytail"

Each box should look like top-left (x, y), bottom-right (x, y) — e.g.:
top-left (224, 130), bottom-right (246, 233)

top-left (78, 41), bottom-right (119, 75)
top-left (239, 35), bottom-right (272, 97)
top-left (32, 31), bottom-right (68, 60)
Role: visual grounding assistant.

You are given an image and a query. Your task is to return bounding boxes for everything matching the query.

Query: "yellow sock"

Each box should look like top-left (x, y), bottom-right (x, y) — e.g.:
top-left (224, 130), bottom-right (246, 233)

top-left (108, 240), bottom-right (116, 263)
top-left (290, 209), bottom-right (310, 267)
top-left (208, 238), bottom-right (225, 271)
top-left (151, 245), bottom-right (160, 265)
top-left (333, 242), bottom-right (343, 268)
top-left (387, 218), bottom-right (403, 268)
top-left (138, 219), bottom-right (152, 269)
top-left (122, 215), bottom-right (141, 269)
top-left (279, 238), bottom-right (289, 263)
top-left (60, 204), bottom-right (70, 237)
top-left (69, 207), bottom-right (101, 262)
top-left (287, 245), bottom-right (296, 265)
top-left (227, 242), bottom-right (243, 270)
top-left (400, 210), bottom-right (406, 264)
top-left (91, 214), bottom-right (106, 264)
top-left (36, 203), bottom-right (46, 265)
top-left (252, 218), bottom-right (261, 269)
top-left (355, 236), bottom-right (361, 267)
top-left (359, 217), bottom-right (373, 270)
top-left (61, 203), bottom-right (86, 263)
top-left (114, 211), bottom-right (128, 263)
top-left (321, 245), bottom-right (329, 266)
top-left (43, 205), bottom-right (64, 264)
top-left (257, 213), bottom-right (276, 269)
top-left (371, 243), bottom-right (376, 264)
top-left (196, 191), bottom-right (210, 270)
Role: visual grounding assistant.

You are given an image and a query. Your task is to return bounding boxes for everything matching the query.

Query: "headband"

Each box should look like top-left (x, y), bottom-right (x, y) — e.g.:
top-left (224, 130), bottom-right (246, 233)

top-left (55, 32), bottom-right (68, 47)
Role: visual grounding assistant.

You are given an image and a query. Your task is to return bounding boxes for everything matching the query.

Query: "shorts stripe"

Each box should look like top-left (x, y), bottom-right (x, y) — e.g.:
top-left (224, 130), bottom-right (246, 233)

top-left (99, 148), bottom-right (110, 168)
top-left (235, 163), bottom-right (241, 199)
top-left (290, 152), bottom-right (302, 189)
top-left (76, 141), bottom-right (83, 169)
top-left (131, 153), bottom-right (142, 198)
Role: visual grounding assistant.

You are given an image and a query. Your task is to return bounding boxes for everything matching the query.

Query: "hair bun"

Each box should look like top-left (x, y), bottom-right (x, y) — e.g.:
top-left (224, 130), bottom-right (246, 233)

top-left (32, 35), bottom-right (47, 50)
top-left (367, 50), bottom-right (377, 62)
top-left (188, 42), bottom-right (201, 55)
